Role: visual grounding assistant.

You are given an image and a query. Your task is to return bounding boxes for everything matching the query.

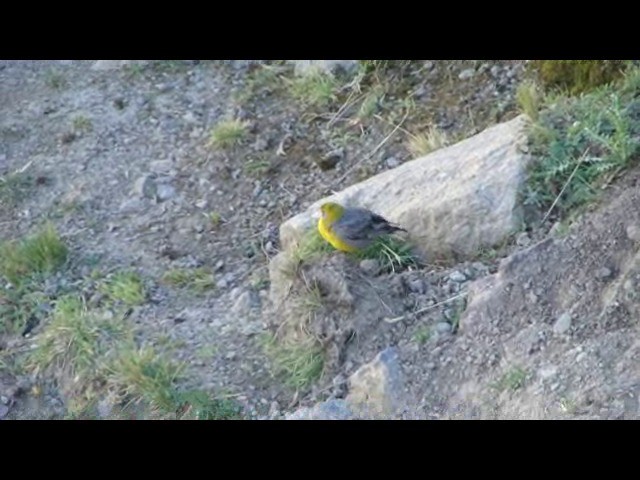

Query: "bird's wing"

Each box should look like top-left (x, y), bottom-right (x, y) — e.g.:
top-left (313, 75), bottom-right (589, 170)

top-left (333, 208), bottom-right (380, 242)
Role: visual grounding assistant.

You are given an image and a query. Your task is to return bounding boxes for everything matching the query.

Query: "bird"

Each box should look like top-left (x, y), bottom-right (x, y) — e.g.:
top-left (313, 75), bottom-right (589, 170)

top-left (317, 202), bottom-right (407, 253)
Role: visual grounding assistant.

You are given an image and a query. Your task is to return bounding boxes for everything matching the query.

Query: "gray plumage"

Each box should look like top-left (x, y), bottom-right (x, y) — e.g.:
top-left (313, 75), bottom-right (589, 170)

top-left (331, 206), bottom-right (407, 249)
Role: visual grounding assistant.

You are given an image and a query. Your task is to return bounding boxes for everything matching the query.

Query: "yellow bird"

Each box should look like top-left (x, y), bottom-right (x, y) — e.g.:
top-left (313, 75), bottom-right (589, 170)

top-left (317, 202), bottom-right (407, 253)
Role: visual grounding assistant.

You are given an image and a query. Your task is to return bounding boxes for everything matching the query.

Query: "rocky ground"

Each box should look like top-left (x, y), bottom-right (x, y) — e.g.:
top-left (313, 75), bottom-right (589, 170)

top-left (3, 59), bottom-right (637, 420)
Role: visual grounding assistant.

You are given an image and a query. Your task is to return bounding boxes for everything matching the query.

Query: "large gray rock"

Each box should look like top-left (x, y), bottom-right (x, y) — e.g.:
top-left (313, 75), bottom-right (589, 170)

top-left (345, 347), bottom-right (407, 418)
top-left (291, 60), bottom-right (359, 77)
top-left (279, 115), bottom-right (530, 259)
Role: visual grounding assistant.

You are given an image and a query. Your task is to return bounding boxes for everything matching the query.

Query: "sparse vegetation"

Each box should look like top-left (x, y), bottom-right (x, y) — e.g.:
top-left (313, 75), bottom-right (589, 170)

top-left (100, 271), bottom-right (146, 306)
top-left (161, 267), bottom-right (215, 294)
top-left (72, 115), bottom-right (92, 132)
top-left (288, 68), bottom-right (340, 109)
top-left (531, 60), bottom-right (628, 95)
top-left (208, 119), bottom-right (248, 149)
top-left (356, 236), bottom-right (419, 273)
top-left (45, 70), bottom-right (66, 89)
top-left (406, 126), bottom-right (449, 157)
top-left (524, 65), bottom-right (640, 219)
top-left (262, 333), bottom-right (324, 390)
top-left (516, 81), bottom-right (542, 122)
top-left (0, 224), bottom-right (68, 287)
top-left (413, 326), bottom-right (431, 344)
top-left (493, 367), bottom-right (527, 393)
top-left (0, 172), bottom-right (33, 208)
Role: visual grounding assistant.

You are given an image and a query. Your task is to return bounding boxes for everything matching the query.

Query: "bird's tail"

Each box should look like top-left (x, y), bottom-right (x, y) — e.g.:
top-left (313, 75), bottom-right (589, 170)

top-left (387, 224), bottom-right (407, 234)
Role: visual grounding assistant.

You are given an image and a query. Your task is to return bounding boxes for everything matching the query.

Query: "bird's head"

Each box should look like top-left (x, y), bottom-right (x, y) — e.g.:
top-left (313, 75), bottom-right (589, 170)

top-left (320, 202), bottom-right (344, 222)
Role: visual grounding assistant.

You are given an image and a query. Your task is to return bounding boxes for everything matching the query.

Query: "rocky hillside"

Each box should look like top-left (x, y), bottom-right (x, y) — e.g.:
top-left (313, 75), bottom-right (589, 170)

top-left (1, 59), bottom-right (638, 420)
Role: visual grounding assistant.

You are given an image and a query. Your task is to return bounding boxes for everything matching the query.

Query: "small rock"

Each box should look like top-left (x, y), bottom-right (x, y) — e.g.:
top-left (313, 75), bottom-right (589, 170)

top-left (458, 68), bottom-right (475, 80)
top-left (232, 289), bottom-right (261, 315)
top-left (449, 271), bottom-right (467, 283)
top-left (553, 312), bottom-right (572, 335)
top-left (225, 351), bottom-right (237, 361)
top-left (385, 156), bottom-right (400, 169)
top-left (516, 232), bottom-right (531, 247)
top-left (156, 184), bottom-right (176, 202)
top-left (0, 395), bottom-right (9, 405)
top-left (596, 267), bottom-right (613, 280)
top-left (214, 260), bottom-right (225, 272)
top-left (195, 199), bottom-right (208, 209)
top-left (626, 225), bottom-right (640, 242)
top-left (426, 362), bottom-right (436, 370)
top-left (252, 137), bottom-right (270, 152)
top-left (0, 404), bottom-right (9, 419)
top-left (407, 278), bottom-right (426, 294)
top-left (133, 175), bottom-right (157, 199)
top-left (490, 65), bottom-right (501, 77)
top-left (434, 322), bottom-right (452, 334)
top-left (359, 258), bottom-right (380, 276)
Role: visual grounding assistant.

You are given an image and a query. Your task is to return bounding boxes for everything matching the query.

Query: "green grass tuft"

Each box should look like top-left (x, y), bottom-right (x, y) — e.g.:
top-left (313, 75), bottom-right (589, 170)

top-left (100, 271), bottom-right (146, 306)
top-left (161, 267), bottom-right (215, 294)
top-left (516, 81), bottom-right (542, 122)
top-left (262, 333), bottom-right (324, 390)
top-left (531, 60), bottom-right (628, 95)
top-left (208, 119), bottom-right (248, 149)
top-left (0, 224), bottom-right (68, 287)
top-left (288, 68), bottom-right (340, 109)
top-left (355, 236), bottom-right (419, 273)
top-left (493, 367), bottom-right (528, 393)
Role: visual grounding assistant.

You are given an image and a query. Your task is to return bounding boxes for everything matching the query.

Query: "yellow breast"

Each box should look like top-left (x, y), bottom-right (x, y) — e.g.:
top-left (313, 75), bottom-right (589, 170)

top-left (317, 217), bottom-right (358, 253)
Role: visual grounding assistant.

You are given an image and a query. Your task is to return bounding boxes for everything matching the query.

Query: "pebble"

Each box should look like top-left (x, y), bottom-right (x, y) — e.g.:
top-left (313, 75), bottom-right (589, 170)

top-left (626, 225), bottom-right (640, 242)
top-left (516, 232), bottom-right (531, 247)
top-left (458, 68), bottom-right (475, 80)
top-left (0, 395), bottom-right (9, 405)
top-left (0, 404), bottom-right (9, 419)
top-left (385, 156), bottom-right (400, 169)
top-left (434, 322), bottom-right (452, 334)
top-left (195, 199), bottom-right (208, 209)
top-left (596, 267), bottom-right (613, 280)
top-left (553, 312), bottom-right (572, 335)
top-left (359, 259), bottom-right (380, 276)
top-left (156, 184), bottom-right (176, 201)
top-left (449, 271), bottom-right (466, 283)
top-left (407, 278), bottom-right (426, 294)
top-left (490, 65), bottom-right (501, 77)
top-left (133, 175), bottom-right (157, 199)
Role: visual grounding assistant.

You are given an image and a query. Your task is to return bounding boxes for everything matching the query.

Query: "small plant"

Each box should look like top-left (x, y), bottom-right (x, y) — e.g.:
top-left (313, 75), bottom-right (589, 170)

top-left (516, 81), bottom-right (542, 122)
top-left (292, 229), bottom-right (334, 265)
top-left (72, 115), bottom-right (93, 132)
top-left (106, 345), bottom-right (183, 414)
top-left (244, 157), bottom-right (272, 176)
top-left (262, 333), bottom-right (324, 390)
top-left (45, 70), bottom-right (66, 89)
top-left (161, 267), bottom-right (215, 294)
top-left (493, 367), bottom-right (527, 393)
top-left (413, 327), bottom-right (431, 345)
top-left (406, 126), bottom-right (449, 157)
top-left (288, 68), bottom-right (340, 109)
top-left (0, 224), bottom-right (68, 287)
top-left (356, 236), bottom-right (418, 273)
top-left (208, 119), bottom-right (248, 149)
top-left (207, 211), bottom-right (222, 227)
top-left (0, 172), bottom-right (33, 208)
top-left (100, 271), bottom-right (146, 306)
